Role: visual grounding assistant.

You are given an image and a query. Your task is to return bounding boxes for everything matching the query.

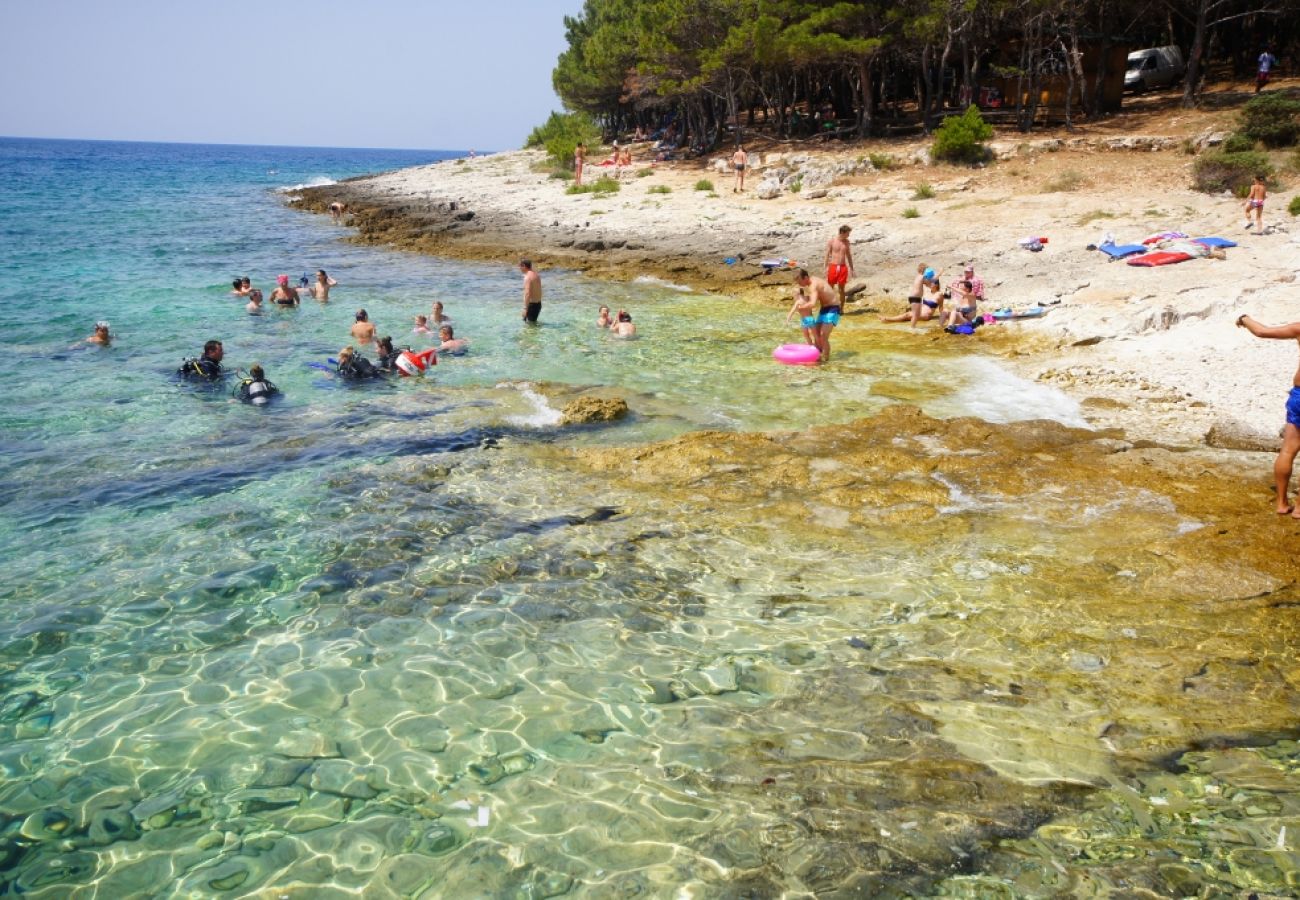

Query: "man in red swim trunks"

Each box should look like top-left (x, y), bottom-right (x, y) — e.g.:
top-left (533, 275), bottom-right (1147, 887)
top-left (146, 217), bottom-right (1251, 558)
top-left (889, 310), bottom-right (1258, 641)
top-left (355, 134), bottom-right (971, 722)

top-left (824, 224), bottom-right (855, 306)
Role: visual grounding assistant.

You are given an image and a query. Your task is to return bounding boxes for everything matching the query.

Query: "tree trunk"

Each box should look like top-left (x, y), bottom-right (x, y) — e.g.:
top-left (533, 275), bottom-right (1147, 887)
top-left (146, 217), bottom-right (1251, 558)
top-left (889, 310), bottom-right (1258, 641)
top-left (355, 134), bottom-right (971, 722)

top-left (1182, 0), bottom-right (1208, 108)
top-left (857, 58), bottom-right (876, 137)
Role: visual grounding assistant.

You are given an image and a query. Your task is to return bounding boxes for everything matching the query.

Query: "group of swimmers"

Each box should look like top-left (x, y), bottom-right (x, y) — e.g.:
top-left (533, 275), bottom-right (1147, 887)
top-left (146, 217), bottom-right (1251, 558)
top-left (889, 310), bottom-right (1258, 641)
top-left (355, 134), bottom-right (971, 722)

top-left (596, 306), bottom-right (637, 337)
top-left (233, 270), bottom-right (338, 310)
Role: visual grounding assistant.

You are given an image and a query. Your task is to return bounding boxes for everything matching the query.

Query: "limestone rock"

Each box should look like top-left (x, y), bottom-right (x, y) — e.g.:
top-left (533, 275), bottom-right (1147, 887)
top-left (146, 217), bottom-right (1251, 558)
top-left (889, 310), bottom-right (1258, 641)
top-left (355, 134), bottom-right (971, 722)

top-left (1204, 419), bottom-right (1282, 452)
top-left (560, 396), bottom-right (629, 425)
top-left (755, 177), bottom-right (784, 200)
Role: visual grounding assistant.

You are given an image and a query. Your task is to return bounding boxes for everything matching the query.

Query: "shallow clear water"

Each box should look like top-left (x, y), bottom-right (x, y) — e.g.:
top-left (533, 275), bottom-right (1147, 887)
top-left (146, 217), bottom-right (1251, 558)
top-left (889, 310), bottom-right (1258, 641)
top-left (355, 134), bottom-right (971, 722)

top-left (0, 139), bottom-right (1294, 897)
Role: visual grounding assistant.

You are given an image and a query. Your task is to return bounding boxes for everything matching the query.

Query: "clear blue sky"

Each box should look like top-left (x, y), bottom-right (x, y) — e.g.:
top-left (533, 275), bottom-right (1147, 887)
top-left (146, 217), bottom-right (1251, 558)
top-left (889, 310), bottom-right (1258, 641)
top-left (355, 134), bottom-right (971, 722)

top-left (1, 0), bottom-right (581, 151)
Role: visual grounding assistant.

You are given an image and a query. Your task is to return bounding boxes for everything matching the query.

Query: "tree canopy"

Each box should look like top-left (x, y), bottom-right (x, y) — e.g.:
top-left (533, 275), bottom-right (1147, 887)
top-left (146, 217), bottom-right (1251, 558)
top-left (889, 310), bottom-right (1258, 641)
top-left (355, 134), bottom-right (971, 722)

top-left (547, 0), bottom-right (1300, 150)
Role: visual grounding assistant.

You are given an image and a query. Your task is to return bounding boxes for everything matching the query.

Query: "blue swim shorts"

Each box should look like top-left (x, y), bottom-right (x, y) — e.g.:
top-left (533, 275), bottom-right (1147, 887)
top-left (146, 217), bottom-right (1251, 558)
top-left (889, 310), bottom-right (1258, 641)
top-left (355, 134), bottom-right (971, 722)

top-left (800, 315), bottom-right (817, 329)
top-left (1287, 386), bottom-right (1300, 429)
top-left (817, 305), bottom-right (842, 326)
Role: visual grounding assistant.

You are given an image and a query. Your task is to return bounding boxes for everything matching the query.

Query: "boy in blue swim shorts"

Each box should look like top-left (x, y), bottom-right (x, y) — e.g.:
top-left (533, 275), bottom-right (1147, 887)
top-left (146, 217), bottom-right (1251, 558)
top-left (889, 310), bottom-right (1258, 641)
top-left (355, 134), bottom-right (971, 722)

top-left (785, 287), bottom-right (818, 346)
top-left (1237, 313), bottom-right (1300, 517)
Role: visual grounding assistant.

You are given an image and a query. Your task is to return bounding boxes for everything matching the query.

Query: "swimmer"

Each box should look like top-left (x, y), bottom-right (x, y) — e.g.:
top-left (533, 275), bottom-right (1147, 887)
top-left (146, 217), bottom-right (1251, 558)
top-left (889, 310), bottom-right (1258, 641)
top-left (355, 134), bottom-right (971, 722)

top-left (246, 290), bottom-right (264, 315)
top-left (941, 281), bottom-right (980, 330)
top-left (881, 265), bottom-right (939, 325)
top-left (270, 275), bottom-right (300, 306)
top-left (351, 309), bottom-right (376, 345)
top-left (231, 277), bottom-right (252, 297)
top-left (437, 324), bottom-right (469, 355)
top-left (596, 306), bottom-right (613, 328)
top-left (430, 301), bottom-right (453, 326)
top-left (235, 364), bottom-right (279, 405)
top-left (413, 314), bottom-right (432, 334)
top-left (785, 288), bottom-right (818, 346)
top-left (824, 224), bottom-right (855, 307)
top-left (731, 145), bottom-right (748, 192)
top-left (519, 259), bottom-right (542, 323)
top-left (611, 310), bottom-right (636, 338)
top-left (328, 201), bottom-right (348, 223)
top-left (310, 269), bottom-right (337, 302)
top-left (85, 321), bottom-right (112, 346)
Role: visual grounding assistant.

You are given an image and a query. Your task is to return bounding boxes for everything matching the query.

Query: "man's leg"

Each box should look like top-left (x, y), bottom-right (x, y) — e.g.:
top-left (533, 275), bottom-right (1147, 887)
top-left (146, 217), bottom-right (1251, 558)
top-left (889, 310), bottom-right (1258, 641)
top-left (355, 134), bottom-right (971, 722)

top-left (1275, 423), bottom-right (1300, 514)
top-left (819, 323), bottom-right (834, 361)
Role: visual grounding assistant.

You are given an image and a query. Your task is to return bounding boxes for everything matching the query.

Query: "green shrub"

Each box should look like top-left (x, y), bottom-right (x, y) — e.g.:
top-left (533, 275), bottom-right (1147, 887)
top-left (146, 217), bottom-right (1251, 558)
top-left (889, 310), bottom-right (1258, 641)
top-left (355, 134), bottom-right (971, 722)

top-left (1076, 209), bottom-right (1116, 226)
top-left (931, 105), bottom-right (994, 164)
top-left (548, 169), bottom-right (573, 181)
top-left (636, 168), bottom-right (655, 178)
top-left (903, 206), bottom-right (920, 218)
top-left (1191, 151), bottom-right (1273, 195)
top-left (1222, 133), bottom-right (1256, 153)
top-left (525, 111), bottom-right (602, 168)
top-left (648, 184), bottom-right (671, 194)
top-left (912, 182), bottom-right (935, 199)
top-left (1238, 93), bottom-right (1300, 148)
top-left (869, 152), bottom-right (896, 170)
top-left (566, 176), bottom-right (621, 196)
top-left (790, 176), bottom-right (803, 193)
top-left (1290, 196), bottom-right (1300, 216)
top-left (694, 179), bottom-right (714, 191)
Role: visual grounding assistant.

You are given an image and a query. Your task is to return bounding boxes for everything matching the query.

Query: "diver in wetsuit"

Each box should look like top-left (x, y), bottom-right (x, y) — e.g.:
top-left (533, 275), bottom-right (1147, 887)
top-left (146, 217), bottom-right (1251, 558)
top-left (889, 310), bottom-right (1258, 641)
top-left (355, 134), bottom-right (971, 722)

top-left (178, 340), bottom-right (225, 380)
top-left (336, 345), bottom-right (384, 380)
top-left (375, 336), bottom-right (401, 373)
top-left (234, 364), bottom-right (279, 405)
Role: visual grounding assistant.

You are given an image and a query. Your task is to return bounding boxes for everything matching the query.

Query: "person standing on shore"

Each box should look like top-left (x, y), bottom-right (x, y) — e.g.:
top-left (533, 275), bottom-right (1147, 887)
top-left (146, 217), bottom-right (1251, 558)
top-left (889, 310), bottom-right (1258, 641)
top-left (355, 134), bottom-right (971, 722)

top-left (1236, 313), bottom-right (1300, 517)
top-left (795, 269), bottom-right (840, 361)
top-left (731, 145), bottom-right (748, 192)
top-left (824, 225), bottom-right (855, 307)
top-left (574, 142), bottom-right (586, 186)
top-left (520, 260), bottom-right (542, 323)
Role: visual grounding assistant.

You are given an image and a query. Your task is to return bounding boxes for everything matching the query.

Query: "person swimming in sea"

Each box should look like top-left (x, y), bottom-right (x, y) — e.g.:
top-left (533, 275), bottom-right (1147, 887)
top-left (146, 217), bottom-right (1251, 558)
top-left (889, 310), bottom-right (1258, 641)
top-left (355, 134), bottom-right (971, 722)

top-left (309, 269), bottom-right (338, 302)
top-left (436, 324), bottom-right (469, 355)
top-left (596, 306), bottom-right (613, 328)
top-left (270, 275), bottom-right (300, 306)
top-left (234, 364), bottom-right (279, 405)
top-left (610, 310), bottom-right (637, 338)
top-left (85, 321), bottom-right (112, 346)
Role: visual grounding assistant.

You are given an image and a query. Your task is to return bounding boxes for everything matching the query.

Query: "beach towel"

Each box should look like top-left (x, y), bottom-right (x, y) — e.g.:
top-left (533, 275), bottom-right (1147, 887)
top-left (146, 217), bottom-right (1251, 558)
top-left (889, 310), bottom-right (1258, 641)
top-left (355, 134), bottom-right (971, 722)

top-left (1192, 237), bottom-right (1237, 249)
top-left (992, 306), bottom-right (1047, 320)
top-left (1142, 231), bottom-right (1189, 245)
top-left (1127, 251), bottom-right (1194, 267)
top-left (1098, 242), bottom-right (1147, 260)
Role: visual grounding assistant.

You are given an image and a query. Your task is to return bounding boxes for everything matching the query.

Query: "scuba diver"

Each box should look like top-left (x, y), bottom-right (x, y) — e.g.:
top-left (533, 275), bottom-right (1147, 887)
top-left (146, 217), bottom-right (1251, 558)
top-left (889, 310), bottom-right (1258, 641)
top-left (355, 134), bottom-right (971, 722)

top-left (234, 364), bottom-right (279, 405)
top-left (336, 346), bottom-right (384, 381)
top-left (178, 340), bottom-right (225, 380)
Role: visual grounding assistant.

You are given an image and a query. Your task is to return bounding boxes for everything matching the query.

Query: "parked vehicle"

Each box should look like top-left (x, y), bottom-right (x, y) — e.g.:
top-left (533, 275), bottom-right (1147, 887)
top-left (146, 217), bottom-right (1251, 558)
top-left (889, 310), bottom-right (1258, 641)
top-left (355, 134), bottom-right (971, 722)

top-left (1125, 46), bottom-right (1185, 92)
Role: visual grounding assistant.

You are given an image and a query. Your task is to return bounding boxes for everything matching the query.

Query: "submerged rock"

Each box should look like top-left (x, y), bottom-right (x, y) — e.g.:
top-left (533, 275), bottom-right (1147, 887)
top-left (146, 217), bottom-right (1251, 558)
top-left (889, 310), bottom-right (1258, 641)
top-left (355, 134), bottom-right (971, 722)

top-left (559, 396), bottom-right (628, 426)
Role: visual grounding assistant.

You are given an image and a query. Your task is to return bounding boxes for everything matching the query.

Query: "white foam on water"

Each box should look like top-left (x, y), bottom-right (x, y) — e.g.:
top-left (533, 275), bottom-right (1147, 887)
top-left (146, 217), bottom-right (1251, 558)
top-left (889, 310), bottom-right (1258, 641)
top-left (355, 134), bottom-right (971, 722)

top-left (632, 275), bottom-right (694, 293)
top-left (947, 357), bottom-right (1086, 427)
top-left (277, 176), bottom-right (338, 193)
top-left (502, 383), bottom-right (564, 428)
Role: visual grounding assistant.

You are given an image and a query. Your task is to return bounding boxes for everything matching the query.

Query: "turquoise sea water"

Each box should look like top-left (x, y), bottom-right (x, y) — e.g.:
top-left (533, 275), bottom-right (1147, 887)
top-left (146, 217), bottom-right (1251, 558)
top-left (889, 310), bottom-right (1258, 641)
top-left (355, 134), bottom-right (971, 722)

top-left (1, 138), bottom-right (1295, 897)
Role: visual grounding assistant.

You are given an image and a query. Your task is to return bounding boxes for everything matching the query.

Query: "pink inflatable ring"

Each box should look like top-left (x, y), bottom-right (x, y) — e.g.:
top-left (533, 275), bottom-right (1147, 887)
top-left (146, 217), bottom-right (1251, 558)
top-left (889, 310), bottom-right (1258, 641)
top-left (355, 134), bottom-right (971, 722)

top-left (772, 343), bottom-right (821, 366)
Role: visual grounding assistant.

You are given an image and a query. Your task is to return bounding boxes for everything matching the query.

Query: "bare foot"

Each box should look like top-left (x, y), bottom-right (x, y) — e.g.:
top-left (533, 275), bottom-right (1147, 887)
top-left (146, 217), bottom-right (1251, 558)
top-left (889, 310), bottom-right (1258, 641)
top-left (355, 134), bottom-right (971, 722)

top-left (1277, 505), bottom-right (1295, 516)
top-left (1292, 507), bottom-right (1300, 520)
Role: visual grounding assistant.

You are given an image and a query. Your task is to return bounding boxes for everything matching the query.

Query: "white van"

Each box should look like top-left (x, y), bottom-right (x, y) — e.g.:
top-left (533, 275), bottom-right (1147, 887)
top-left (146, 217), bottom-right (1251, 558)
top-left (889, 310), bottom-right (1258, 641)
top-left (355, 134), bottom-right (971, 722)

top-left (1125, 46), bottom-right (1186, 92)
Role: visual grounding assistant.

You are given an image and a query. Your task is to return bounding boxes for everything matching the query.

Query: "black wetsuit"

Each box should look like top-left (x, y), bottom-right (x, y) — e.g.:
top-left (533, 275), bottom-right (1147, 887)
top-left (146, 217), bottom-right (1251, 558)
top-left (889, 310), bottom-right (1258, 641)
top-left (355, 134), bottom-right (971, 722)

top-left (178, 357), bottom-right (223, 380)
top-left (338, 356), bottom-right (384, 380)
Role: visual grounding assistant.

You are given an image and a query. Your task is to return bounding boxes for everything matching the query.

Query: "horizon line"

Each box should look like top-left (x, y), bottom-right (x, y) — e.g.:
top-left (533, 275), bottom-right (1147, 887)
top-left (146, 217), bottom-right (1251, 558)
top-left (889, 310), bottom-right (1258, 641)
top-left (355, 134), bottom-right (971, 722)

top-left (0, 134), bottom-right (499, 154)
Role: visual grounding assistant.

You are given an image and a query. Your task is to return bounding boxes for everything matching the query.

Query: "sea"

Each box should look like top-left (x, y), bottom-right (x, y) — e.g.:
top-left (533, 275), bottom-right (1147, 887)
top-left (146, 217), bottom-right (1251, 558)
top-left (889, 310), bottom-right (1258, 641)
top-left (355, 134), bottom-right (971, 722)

top-left (0, 137), bottom-right (1294, 897)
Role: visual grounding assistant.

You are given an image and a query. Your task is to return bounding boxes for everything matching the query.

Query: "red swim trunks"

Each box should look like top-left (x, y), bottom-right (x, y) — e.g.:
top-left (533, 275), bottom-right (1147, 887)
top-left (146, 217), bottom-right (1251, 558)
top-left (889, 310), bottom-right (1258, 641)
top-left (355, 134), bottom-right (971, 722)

top-left (826, 264), bottom-right (849, 286)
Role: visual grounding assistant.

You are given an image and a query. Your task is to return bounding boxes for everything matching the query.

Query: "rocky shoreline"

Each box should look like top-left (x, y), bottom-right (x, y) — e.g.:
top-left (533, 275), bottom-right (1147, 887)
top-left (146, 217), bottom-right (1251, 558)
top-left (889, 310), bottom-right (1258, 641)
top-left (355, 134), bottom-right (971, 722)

top-left (290, 130), bottom-right (1300, 452)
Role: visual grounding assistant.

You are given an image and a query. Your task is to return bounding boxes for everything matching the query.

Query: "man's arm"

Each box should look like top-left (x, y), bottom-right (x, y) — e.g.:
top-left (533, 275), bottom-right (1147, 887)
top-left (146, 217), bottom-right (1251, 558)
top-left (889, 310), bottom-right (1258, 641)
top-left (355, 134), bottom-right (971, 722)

top-left (845, 243), bottom-right (855, 275)
top-left (1238, 315), bottom-right (1300, 339)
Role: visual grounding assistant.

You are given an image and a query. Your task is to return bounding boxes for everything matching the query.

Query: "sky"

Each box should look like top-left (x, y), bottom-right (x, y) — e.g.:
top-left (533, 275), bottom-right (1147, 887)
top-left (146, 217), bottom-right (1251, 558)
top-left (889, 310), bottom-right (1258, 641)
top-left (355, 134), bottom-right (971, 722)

top-left (0, 0), bottom-right (582, 151)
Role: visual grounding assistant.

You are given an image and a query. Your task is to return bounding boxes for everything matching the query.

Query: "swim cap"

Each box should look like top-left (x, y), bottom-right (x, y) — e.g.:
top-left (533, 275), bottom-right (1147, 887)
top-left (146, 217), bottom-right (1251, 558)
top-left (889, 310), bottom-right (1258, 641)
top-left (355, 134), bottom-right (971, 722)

top-left (277, 274), bottom-right (289, 286)
top-left (923, 268), bottom-right (935, 280)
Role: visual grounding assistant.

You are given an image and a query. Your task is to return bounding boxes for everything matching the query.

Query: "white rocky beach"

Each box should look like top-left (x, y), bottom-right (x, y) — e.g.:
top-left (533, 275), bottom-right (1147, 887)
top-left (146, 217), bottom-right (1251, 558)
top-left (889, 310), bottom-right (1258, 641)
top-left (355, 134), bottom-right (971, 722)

top-left (296, 96), bottom-right (1300, 452)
